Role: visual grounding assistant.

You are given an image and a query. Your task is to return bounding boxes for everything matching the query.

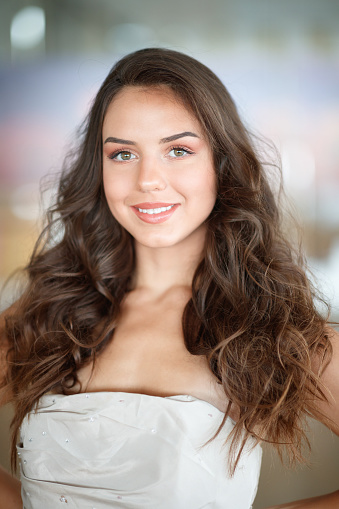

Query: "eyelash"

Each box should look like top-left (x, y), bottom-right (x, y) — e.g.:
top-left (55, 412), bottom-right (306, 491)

top-left (107, 145), bottom-right (195, 161)
top-left (107, 148), bottom-right (134, 160)
top-left (168, 145), bottom-right (194, 156)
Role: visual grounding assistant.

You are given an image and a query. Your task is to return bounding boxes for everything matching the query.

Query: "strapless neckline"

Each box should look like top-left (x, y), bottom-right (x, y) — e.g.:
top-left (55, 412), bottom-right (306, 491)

top-left (20, 389), bottom-right (261, 508)
top-left (46, 390), bottom-right (232, 420)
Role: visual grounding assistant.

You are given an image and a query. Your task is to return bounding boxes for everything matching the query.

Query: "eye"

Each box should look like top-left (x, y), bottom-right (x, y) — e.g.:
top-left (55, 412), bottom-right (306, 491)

top-left (108, 150), bottom-right (136, 161)
top-left (168, 147), bottom-right (193, 158)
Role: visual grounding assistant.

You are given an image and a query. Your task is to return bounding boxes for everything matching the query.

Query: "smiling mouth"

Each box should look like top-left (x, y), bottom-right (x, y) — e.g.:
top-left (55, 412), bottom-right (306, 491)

top-left (135, 205), bottom-right (175, 215)
top-left (131, 204), bottom-right (180, 223)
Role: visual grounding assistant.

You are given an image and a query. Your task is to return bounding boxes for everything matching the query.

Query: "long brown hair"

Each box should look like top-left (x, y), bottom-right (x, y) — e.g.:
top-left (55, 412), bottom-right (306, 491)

top-left (2, 48), bottom-right (332, 472)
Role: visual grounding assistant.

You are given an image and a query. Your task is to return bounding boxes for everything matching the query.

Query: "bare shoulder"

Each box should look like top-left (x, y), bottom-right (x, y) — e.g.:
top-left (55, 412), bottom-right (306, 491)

top-left (312, 326), bottom-right (339, 435)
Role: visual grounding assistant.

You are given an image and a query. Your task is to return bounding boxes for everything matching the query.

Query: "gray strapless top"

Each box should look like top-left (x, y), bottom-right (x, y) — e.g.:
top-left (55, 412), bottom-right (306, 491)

top-left (18, 391), bottom-right (262, 508)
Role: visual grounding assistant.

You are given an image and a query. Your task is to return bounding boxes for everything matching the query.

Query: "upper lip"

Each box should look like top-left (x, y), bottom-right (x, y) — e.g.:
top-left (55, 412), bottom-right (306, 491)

top-left (132, 202), bottom-right (177, 209)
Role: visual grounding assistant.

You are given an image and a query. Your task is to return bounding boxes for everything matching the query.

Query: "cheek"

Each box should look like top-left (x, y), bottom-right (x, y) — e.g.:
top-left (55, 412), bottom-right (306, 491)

top-left (189, 166), bottom-right (217, 204)
top-left (103, 170), bottom-right (128, 209)
top-left (203, 160), bottom-right (217, 196)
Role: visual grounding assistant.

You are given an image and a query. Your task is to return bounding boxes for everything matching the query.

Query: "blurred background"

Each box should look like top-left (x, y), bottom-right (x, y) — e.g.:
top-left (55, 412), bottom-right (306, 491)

top-left (0, 0), bottom-right (338, 507)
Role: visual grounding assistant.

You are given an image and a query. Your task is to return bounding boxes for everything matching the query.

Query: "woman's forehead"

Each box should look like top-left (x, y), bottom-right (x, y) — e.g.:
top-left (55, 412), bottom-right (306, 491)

top-left (103, 85), bottom-right (206, 139)
top-left (107, 84), bottom-right (187, 111)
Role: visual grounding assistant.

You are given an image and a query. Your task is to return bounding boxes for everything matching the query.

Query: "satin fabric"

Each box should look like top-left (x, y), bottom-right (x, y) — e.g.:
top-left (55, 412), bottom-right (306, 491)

top-left (18, 392), bottom-right (262, 508)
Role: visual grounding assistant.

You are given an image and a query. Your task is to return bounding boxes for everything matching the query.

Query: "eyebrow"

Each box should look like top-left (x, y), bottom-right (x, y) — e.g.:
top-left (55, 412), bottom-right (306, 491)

top-left (160, 131), bottom-right (199, 143)
top-left (103, 131), bottom-right (199, 145)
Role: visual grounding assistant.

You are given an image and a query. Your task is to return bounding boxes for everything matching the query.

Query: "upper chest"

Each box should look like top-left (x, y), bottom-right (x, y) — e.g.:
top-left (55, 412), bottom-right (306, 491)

top-left (76, 288), bottom-right (228, 413)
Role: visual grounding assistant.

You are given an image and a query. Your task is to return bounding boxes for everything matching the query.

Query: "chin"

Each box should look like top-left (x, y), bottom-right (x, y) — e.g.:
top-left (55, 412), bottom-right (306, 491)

top-left (137, 238), bottom-right (179, 249)
top-left (133, 231), bottom-right (183, 249)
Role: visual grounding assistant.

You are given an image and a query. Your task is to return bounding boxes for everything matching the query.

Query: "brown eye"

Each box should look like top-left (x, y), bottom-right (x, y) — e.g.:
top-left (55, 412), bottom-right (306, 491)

top-left (110, 151), bottom-right (136, 161)
top-left (173, 149), bottom-right (185, 157)
top-left (119, 151), bottom-right (132, 160)
top-left (169, 147), bottom-right (192, 158)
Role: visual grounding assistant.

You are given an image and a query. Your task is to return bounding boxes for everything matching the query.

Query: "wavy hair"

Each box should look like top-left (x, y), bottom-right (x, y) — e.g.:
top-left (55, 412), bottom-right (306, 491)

top-left (2, 48), bottom-right (332, 472)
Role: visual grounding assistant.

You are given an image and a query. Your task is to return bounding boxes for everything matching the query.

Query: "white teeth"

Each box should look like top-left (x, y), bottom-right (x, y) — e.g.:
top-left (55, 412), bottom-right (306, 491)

top-left (137, 205), bottom-right (174, 214)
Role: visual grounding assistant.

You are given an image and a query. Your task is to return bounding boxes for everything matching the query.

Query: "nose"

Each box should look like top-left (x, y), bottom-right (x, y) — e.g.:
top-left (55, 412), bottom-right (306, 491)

top-left (136, 156), bottom-right (167, 192)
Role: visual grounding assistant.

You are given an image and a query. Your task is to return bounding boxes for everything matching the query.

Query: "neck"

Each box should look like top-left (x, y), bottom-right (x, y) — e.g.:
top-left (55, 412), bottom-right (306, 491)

top-left (131, 231), bottom-right (206, 297)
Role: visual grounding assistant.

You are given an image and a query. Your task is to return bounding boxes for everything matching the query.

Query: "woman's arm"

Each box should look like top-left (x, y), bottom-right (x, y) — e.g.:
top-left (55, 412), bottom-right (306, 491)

top-left (264, 327), bottom-right (339, 509)
top-left (312, 326), bottom-right (339, 435)
top-left (0, 307), bottom-right (22, 508)
top-left (264, 490), bottom-right (339, 508)
top-left (0, 465), bottom-right (22, 509)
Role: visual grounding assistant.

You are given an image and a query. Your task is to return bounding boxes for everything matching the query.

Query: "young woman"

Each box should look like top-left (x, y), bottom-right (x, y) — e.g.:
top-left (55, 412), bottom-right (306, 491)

top-left (0, 48), bottom-right (338, 509)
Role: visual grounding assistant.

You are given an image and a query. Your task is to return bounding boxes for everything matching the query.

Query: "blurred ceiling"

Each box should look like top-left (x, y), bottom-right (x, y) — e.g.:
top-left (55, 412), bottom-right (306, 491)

top-left (1, 0), bottom-right (339, 64)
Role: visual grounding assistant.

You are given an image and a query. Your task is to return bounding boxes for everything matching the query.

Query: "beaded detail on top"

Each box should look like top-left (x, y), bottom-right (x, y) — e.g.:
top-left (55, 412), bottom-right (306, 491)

top-left (19, 391), bottom-right (262, 509)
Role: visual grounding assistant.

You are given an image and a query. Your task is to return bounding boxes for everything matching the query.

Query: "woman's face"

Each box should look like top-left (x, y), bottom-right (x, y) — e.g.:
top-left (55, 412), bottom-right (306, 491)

top-left (102, 86), bottom-right (217, 249)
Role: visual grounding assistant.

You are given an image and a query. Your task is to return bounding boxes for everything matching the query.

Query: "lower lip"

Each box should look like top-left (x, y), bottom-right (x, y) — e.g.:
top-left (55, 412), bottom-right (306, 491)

top-left (132, 204), bottom-right (180, 224)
